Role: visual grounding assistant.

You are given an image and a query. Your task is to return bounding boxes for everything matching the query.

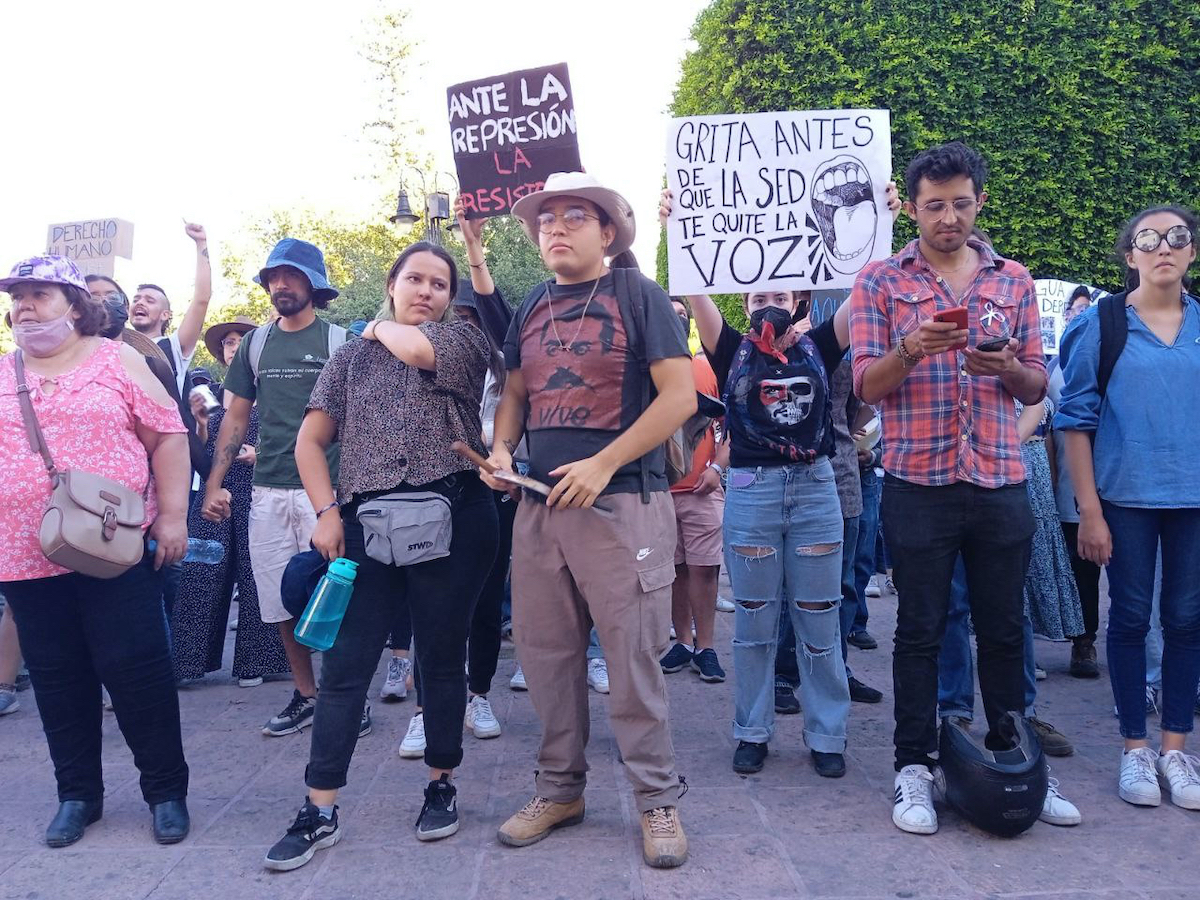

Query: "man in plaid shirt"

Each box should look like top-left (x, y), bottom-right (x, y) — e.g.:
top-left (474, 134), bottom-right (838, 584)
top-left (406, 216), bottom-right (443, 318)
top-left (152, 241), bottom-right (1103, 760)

top-left (849, 142), bottom-right (1047, 836)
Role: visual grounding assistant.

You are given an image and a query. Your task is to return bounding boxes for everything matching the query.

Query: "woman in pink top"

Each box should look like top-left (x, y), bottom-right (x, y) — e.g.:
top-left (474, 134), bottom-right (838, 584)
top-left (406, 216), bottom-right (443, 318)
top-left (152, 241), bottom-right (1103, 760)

top-left (0, 256), bottom-right (192, 850)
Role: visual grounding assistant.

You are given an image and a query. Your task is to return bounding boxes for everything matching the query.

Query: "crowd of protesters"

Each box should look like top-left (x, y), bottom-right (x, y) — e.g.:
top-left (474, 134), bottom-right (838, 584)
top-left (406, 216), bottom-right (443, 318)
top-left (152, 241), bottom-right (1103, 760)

top-left (0, 138), bottom-right (1197, 870)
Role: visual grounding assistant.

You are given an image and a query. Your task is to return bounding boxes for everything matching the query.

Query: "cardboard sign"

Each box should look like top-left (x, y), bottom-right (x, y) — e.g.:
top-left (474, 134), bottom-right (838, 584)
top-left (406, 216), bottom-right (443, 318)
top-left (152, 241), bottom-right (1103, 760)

top-left (665, 109), bottom-right (893, 295)
top-left (1035, 278), bottom-right (1106, 354)
top-left (46, 218), bottom-right (134, 277)
top-left (448, 63), bottom-right (581, 220)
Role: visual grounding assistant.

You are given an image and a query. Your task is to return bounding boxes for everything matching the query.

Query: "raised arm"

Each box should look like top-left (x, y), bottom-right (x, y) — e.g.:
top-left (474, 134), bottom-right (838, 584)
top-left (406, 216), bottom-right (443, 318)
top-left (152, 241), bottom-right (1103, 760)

top-left (455, 195), bottom-right (496, 297)
top-left (658, 188), bottom-right (726, 352)
top-left (175, 222), bottom-right (212, 360)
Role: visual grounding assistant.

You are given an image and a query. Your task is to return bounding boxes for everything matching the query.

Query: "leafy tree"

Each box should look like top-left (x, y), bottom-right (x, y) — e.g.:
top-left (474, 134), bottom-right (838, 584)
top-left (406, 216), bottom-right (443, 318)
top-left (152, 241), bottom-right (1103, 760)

top-left (664, 0), bottom-right (1200, 319)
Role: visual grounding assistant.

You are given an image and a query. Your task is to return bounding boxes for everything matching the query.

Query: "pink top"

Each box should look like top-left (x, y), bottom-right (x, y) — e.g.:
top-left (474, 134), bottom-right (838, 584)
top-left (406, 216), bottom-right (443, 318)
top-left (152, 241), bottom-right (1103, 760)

top-left (0, 340), bottom-right (186, 582)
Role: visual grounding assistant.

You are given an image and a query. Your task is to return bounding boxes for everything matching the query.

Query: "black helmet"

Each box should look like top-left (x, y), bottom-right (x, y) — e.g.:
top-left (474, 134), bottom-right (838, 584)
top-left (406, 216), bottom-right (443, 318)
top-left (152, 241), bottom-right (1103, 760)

top-left (939, 713), bottom-right (1048, 837)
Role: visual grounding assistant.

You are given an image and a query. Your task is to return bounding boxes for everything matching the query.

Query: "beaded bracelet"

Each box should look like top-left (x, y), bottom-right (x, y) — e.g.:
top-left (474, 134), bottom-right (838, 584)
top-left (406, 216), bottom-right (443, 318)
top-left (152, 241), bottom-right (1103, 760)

top-left (896, 333), bottom-right (925, 368)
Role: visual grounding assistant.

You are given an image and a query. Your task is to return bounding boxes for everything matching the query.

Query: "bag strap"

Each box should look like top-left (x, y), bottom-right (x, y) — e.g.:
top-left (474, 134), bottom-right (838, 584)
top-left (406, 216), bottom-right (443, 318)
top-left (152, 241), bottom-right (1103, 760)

top-left (327, 322), bottom-right (348, 358)
top-left (247, 320), bottom-right (276, 385)
top-left (1097, 292), bottom-right (1128, 401)
top-left (614, 269), bottom-right (653, 504)
top-left (13, 351), bottom-right (59, 482)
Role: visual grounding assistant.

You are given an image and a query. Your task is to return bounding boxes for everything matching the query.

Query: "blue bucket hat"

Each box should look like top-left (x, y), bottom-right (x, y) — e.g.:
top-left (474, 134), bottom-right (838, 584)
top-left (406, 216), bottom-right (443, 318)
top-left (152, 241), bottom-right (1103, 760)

top-left (280, 549), bottom-right (329, 620)
top-left (254, 238), bottom-right (339, 305)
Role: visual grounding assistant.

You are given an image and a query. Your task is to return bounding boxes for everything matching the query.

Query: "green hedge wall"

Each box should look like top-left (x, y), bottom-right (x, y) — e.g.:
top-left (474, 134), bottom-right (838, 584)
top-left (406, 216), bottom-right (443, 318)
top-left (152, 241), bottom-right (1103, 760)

top-left (660, 0), bottom-right (1200, 313)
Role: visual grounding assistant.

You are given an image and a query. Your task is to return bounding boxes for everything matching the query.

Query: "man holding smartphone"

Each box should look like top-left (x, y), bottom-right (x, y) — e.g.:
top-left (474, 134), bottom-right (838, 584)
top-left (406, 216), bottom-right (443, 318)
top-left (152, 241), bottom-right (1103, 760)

top-left (849, 142), bottom-right (1047, 835)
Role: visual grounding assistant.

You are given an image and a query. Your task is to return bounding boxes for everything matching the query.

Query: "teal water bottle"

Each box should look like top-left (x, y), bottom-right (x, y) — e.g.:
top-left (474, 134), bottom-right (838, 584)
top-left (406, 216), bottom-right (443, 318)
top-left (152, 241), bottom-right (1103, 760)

top-left (294, 558), bottom-right (359, 651)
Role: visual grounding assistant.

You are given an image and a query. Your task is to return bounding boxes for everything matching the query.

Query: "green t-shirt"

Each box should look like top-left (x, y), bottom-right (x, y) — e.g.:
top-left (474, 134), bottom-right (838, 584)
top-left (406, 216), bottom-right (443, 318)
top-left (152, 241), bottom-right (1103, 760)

top-left (223, 317), bottom-right (340, 488)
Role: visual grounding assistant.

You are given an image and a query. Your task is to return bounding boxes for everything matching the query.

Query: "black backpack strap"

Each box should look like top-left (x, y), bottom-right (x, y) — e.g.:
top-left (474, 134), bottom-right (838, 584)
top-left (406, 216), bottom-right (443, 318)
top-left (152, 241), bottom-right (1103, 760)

top-left (614, 269), bottom-right (653, 503)
top-left (1097, 292), bottom-right (1129, 401)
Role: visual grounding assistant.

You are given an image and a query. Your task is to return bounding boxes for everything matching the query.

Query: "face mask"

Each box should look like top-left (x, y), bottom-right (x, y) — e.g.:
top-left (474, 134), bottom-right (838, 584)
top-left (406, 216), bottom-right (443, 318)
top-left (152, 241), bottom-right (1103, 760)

top-left (102, 296), bottom-right (129, 337)
top-left (13, 310), bottom-right (77, 357)
top-left (749, 305), bottom-right (793, 338)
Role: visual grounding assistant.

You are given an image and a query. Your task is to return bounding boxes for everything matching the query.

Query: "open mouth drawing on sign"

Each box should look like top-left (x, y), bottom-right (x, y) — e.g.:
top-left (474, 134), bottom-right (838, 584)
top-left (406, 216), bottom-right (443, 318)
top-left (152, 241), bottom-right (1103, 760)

top-left (810, 155), bottom-right (877, 276)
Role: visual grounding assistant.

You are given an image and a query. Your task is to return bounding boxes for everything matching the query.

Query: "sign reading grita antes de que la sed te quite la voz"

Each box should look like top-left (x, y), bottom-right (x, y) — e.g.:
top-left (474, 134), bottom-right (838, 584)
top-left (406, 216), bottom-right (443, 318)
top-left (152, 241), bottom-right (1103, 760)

top-left (665, 109), bottom-right (893, 295)
top-left (448, 62), bottom-right (581, 221)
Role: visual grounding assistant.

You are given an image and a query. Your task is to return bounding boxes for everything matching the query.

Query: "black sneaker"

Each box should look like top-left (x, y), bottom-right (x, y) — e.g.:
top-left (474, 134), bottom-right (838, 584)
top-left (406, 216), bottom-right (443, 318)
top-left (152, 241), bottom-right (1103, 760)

top-left (811, 750), bottom-right (846, 778)
top-left (848, 676), bottom-right (883, 704)
top-left (690, 648), bottom-right (726, 683)
top-left (415, 774), bottom-right (459, 841)
top-left (659, 643), bottom-right (694, 674)
top-left (732, 741), bottom-right (768, 774)
top-left (263, 801), bottom-right (340, 871)
top-left (774, 682), bottom-right (800, 715)
top-left (262, 690), bottom-right (316, 737)
top-left (847, 630), bottom-right (879, 650)
top-left (359, 703), bottom-right (372, 738)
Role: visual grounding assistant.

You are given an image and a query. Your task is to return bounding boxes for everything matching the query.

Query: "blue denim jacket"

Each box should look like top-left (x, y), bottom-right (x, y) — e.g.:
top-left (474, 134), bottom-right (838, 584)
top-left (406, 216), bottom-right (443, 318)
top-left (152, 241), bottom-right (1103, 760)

top-left (1054, 295), bottom-right (1200, 508)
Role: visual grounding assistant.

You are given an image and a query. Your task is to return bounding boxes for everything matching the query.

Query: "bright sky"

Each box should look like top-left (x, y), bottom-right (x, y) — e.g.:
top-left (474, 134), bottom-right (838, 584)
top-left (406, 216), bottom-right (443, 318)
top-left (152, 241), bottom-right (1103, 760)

top-left (0, 0), bottom-right (708, 313)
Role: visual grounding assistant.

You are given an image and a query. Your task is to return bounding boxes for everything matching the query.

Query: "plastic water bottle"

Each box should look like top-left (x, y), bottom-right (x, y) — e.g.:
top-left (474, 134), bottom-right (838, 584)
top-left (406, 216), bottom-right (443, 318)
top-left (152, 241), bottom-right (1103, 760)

top-left (146, 538), bottom-right (226, 564)
top-left (294, 558), bottom-right (359, 651)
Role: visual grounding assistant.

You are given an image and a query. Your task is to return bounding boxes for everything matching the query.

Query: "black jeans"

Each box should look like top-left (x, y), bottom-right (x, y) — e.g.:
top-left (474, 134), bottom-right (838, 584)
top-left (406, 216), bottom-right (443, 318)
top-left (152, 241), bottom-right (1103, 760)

top-left (468, 490), bottom-right (516, 696)
top-left (1061, 521), bottom-right (1101, 641)
top-left (3, 554), bottom-right (189, 805)
top-left (305, 473), bottom-right (498, 786)
top-left (881, 476), bottom-right (1033, 771)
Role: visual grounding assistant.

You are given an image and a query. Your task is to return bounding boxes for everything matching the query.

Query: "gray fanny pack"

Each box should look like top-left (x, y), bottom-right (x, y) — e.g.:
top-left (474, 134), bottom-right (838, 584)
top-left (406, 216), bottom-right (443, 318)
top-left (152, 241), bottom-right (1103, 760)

top-left (356, 491), bottom-right (453, 566)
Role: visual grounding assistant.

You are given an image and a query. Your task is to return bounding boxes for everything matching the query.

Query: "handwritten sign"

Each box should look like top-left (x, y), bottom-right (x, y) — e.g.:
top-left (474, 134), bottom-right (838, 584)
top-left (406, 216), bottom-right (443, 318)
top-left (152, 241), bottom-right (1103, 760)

top-left (1035, 278), bottom-right (1106, 353)
top-left (46, 218), bottom-right (134, 277)
top-left (665, 110), bottom-right (893, 295)
top-left (448, 63), bottom-right (581, 220)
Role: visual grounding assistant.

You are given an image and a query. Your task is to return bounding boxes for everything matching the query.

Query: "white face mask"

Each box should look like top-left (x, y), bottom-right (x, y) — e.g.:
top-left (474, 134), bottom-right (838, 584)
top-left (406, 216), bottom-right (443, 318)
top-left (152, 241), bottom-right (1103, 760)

top-left (13, 310), bottom-right (76, 357)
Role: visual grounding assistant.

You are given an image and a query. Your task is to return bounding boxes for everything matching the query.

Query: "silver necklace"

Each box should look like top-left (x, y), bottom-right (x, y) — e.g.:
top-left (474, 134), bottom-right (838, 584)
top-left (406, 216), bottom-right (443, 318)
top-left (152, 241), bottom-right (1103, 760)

top-left (548, 276), bottom-right (602, 352)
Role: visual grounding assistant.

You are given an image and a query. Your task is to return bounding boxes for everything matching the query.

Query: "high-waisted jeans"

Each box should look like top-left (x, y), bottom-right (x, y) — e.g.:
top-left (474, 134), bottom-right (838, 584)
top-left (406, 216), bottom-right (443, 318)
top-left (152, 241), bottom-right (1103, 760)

top-left (725, 459), bottom-right (850, 753)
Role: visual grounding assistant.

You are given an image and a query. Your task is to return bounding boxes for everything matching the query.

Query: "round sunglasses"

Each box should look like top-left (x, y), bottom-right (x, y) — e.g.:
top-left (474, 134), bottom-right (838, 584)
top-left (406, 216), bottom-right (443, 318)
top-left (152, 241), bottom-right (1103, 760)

top-left (1133, 224), bottom-right (1194, 253)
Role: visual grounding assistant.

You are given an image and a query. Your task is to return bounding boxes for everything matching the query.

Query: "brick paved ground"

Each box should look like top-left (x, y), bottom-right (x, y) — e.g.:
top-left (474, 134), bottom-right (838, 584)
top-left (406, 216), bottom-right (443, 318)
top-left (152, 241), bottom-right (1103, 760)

top-left (2, 582), bottom-right (1199, 900)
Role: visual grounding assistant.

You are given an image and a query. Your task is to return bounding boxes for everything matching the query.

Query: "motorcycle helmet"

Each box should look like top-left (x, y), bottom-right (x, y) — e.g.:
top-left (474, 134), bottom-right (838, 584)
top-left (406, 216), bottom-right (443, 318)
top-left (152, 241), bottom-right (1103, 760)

top-left (938, 712), bottom-right (1048, 837)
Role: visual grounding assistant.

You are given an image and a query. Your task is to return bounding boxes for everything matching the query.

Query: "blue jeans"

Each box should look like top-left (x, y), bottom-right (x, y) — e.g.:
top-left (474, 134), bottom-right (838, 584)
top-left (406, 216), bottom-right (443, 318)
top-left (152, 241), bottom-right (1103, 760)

top-left (938, 558), bottom-right (1037, 719)
top-left (853, 468), bottom-right (882, 632)
top-left (1103, 503), bottom-right (1200, 738)
top-left (1147, 548), bottom-right (1163, 690)
top-left (726, 460), bottom-right (850, 752)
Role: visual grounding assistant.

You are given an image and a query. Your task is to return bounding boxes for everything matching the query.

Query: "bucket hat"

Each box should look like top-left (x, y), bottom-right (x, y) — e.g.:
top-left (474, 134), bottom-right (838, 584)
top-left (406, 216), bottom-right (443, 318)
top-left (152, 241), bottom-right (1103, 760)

top-left (203, 315), bottom-right (258, 360)
top-left (253, 238), bottom-right (339, 304)
top-left (511, 172), bottom-right (636, 258)
top-left (281, 549), bottom-right (329, 619)
top-left (0, 255), bottom-right (90, 295)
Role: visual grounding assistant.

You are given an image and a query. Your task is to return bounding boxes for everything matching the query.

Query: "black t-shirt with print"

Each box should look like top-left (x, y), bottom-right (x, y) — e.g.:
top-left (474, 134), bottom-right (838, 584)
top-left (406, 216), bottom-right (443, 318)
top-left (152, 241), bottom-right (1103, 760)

top-left (706, 317), bottom-right (844, 469)
top-left (503, 272), bottom-right (689, 495)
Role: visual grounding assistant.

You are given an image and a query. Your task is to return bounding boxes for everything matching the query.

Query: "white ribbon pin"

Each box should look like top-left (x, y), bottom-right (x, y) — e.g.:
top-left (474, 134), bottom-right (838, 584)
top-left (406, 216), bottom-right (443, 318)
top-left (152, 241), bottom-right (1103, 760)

top-left (981, 302), bottom-right (1006, 329)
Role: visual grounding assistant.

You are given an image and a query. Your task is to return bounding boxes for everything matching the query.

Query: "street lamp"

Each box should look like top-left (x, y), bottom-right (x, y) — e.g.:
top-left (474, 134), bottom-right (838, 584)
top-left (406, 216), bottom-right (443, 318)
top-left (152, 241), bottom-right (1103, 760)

top-left (389, 170), bottom-right (460, 245)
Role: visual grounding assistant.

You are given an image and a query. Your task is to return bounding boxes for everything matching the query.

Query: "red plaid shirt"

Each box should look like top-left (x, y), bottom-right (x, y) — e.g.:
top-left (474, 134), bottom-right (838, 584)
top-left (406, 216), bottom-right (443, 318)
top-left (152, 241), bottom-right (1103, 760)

top-left (849, 239), bottom-right (1046, 488)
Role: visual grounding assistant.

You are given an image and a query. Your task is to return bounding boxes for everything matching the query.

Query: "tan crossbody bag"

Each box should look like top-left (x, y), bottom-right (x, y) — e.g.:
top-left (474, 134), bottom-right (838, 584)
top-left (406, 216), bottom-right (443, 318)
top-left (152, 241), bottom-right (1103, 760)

top-left (14, 350), bottom-right (147, 579)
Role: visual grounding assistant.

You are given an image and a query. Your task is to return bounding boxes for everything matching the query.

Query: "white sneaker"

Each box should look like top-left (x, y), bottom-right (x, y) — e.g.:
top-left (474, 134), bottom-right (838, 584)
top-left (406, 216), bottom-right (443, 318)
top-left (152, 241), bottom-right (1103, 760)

top-left (587, 659), bottom-right (610, 694)
top-left (1039, 770), bottom-right (1081, 826)
top-left (1119, 746), bottom-right (1162, 806)
top-left (398, 712), bottom-right (426, 759)
top-left (865, 575), bottom-right (882, 598)
top-left (238, 677), bottom-right (264, 688)
top-left (716, 596), bottom-right (735, 612)
top-left (893, 765), bottom-right (937, 834)
top-left (510, 665), bottom-right (527, 691)
top-left (1156, 750), bottom-right (1200, 810)
top-left (465, 695), bottom-right (502, 739)
top-left (1034, 665), bottom-right (1047, 681)
top-left (380, 656), bottom-right (411, 702)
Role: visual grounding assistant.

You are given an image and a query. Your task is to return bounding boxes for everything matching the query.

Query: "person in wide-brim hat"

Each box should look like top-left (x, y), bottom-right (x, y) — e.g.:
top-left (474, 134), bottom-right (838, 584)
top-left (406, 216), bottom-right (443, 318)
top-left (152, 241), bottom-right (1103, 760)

top-left (510, 171), bottom-right (636, 258)
top-left (203, 316), bottom-right (257, 361)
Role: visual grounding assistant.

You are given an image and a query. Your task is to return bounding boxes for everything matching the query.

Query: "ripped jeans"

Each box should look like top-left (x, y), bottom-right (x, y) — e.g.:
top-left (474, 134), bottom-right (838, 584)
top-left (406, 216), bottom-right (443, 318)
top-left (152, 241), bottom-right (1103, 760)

top-left (725, 459), bottom-right (850, 752)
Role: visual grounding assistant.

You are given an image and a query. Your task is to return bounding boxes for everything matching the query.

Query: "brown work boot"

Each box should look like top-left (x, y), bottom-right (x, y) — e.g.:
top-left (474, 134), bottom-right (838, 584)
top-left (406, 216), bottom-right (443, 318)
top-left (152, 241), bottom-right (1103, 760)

top-left (1070, 636), bottom-right (1100, 679)
top-left (497, 796), bottom-right (585, 847)
top-left (642, 806), bottom-right (688, 868)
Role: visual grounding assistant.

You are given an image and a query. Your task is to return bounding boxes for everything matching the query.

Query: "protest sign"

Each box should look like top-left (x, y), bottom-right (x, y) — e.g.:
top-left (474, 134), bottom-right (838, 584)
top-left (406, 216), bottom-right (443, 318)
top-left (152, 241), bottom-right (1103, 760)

top-left (1035, 278), bottom-right (1105, 354)
top-left (46, 218), bottom-right (134, 277)
top-left (665, 109), bottom-right (893, 295)
top-left (448, 63), bottom-right (581, 220)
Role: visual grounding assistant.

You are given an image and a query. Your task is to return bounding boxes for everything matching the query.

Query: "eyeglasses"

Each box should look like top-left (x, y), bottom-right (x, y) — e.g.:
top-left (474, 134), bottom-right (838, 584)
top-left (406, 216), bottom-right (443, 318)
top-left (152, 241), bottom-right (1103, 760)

top-left (536, 208), bottom-right (600, 234)
top-left (1132, 225), bottom-right (1194, 253)
top-left (92, 290), bottom-right (124, 302)
top-left (915, 198), bottom-right (979, 217)
top-left (221, 337), bottom-right (242, 348)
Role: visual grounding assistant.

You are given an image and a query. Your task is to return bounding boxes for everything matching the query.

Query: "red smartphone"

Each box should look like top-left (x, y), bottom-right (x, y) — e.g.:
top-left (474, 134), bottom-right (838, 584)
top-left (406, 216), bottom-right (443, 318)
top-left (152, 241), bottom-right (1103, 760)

top-left (933, 307), bottom-right (969, 349)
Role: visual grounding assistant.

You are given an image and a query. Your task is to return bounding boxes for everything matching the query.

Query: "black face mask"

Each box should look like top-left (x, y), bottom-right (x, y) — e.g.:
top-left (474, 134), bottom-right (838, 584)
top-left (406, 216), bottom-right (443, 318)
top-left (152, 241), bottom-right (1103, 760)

top-left (749, 305), bottom-right (793, 338)
top-left (101, 295), bottom-right (129, 339)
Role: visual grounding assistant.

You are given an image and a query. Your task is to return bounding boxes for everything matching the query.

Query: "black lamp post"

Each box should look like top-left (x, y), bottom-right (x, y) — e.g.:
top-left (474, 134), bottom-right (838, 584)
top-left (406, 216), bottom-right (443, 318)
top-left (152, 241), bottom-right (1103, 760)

top-left (389, 172), bottom-right (460, 246)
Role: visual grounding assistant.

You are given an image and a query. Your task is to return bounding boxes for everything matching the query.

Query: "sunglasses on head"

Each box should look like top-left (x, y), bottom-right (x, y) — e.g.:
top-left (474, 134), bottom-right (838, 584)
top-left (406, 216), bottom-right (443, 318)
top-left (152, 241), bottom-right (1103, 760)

top-left (1133, 224), bottom-right (1194, 253)
top-left (536, 207), bottom-right (600, 234)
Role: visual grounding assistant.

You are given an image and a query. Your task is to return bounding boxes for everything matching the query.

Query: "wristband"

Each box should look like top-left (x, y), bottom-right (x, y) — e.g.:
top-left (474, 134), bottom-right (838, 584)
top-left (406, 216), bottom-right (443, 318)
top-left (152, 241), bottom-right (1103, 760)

top-left (315, 500), bottom-right (340, 519)
top-left (708, 462), bottom-right (726, 478)
top-left (896, 333), bottom-right (924, 368)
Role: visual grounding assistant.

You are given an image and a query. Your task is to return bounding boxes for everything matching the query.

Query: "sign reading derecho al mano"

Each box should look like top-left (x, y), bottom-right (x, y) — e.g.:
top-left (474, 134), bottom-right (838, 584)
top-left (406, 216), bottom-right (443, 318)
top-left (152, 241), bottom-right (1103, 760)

top-left (46, 218), bottom-right (134, 277)
top-left (665, 109), bottom-right (893, 295)
top-left (448, 62), bottom-right (581, 220)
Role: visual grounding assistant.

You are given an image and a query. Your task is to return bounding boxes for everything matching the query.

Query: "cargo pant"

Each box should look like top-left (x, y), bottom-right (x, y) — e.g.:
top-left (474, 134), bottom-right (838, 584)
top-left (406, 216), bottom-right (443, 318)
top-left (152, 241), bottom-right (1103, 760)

top-left (511, 491), bottom-right (682, 814)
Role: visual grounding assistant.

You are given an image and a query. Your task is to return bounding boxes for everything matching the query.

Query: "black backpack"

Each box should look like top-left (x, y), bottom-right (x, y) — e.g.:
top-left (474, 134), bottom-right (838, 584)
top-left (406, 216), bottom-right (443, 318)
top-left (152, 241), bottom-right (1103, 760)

top-left (1096, 291), bottom-right (1129, 400)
